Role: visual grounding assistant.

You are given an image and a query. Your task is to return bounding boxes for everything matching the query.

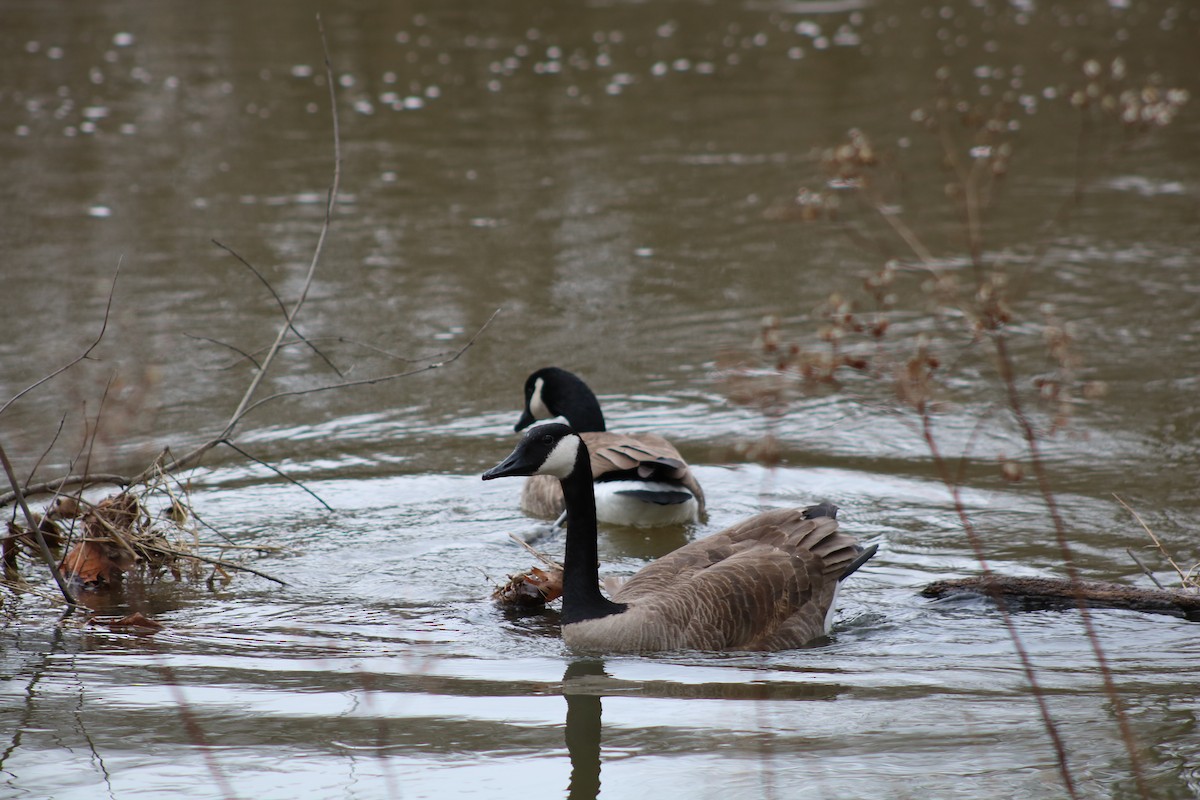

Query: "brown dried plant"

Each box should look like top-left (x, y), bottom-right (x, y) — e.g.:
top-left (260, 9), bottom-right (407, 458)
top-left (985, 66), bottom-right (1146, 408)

top-left (0, 19), bottom-right (497, 607)
top-left (730, 60), bottom-right (1189, 800)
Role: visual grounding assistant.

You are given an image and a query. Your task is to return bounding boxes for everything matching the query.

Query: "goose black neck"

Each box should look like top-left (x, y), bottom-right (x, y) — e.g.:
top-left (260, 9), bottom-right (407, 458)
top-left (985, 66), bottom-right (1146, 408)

top-left (549, 370), bottom-right (607, 433)
top-left (559, 446), bottom-right (626, 624)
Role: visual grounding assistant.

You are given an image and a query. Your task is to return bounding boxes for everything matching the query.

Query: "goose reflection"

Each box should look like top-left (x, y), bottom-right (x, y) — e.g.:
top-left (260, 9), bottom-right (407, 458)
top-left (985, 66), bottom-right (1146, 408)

top-left (562, 659), bottom-right (606, 800)
top-left (559, 657), bottom-right (851, 798)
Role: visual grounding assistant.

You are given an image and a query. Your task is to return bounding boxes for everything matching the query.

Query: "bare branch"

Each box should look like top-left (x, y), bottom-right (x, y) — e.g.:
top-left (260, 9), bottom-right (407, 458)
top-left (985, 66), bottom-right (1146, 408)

top-left (0, 261), bottom-right (119, 420)
top-left (1126, 548), bottom-right (1166, 591)
top-left (0, 441), bottom-right (78, 606)
top-left (118, 25), bottom-right (346, 489)
top-left (210, 238), bottom-right (344, 377)
top-left (184, 333), bottom-right (263, 370)
top-left (220, 440), bottom-right (333, 512)
top-left (149, 543), bottom-right (288, 586)
top-left (916, 405), bottom-right (1074, 796)
top-left (1114, 493), bottom-right (1188, 587)
top-left (0, 474), bottom-right (127, 508)
top-left (335, 337), bottom-right (459, 365)
top-left (217, 18), bottom-right (343, 446)
top-left (992, 333), bottom-right (1145, 795)
top-left (23, 414), bottom-right (68, 492)
top-left (208, 336), bottom-right (458, 372)
top-left (234, 307), bottom-right (500, 422)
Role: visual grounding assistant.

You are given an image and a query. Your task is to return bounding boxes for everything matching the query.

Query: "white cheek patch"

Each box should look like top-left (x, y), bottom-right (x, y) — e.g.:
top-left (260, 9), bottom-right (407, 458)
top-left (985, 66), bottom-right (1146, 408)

top-left (538, 434), bottom-right (581, 479)
top-left (529, 377), bottom-right (550, 419)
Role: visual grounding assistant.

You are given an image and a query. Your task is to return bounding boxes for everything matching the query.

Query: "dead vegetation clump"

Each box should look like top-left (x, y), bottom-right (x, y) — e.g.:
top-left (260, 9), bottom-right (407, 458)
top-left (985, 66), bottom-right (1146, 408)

top-left (0, 27), bottom-right (494, 613)
top-left (492, 565), bottom-right (565, 608)
top-left (491, 533), bottom-right (564, 609)
top-left (2, 474), bottom-right (285, 598)
top-left (736, 58), bottom-right (1190, 799)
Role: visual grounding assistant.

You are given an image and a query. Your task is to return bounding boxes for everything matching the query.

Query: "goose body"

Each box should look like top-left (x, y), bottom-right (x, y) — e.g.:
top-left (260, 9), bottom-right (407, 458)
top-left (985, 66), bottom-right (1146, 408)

top-left (514, 367), bottom-right (704, 527)
top-left (483, 424), bottom-right (877, 653)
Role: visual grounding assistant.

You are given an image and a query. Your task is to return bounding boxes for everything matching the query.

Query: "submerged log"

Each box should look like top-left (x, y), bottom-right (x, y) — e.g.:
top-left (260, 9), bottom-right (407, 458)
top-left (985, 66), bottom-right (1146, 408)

top-left (922, 575), bottom-right (1200, 621)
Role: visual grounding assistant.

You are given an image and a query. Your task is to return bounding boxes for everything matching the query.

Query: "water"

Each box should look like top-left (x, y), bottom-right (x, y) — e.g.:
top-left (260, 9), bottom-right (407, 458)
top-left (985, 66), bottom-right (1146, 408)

top-left (2, 1), bottom-right (1199, 798)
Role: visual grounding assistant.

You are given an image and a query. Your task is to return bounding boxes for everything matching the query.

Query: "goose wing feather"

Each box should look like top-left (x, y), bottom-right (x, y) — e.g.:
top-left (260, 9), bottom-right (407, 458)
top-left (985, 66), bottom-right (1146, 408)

top-left (583, 432), bottom-right (705, 510)
top-left (519, 432), bottom-right (705, 519)
top-left (600, 508), bottom-right (860, 650)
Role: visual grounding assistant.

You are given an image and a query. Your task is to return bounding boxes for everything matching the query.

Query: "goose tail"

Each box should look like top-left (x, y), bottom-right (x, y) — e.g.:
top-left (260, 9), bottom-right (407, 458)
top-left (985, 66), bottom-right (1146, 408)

top-left (801, 502), bottom-right (839, 520)
top-left (839, 543), bottom-right (878, 582)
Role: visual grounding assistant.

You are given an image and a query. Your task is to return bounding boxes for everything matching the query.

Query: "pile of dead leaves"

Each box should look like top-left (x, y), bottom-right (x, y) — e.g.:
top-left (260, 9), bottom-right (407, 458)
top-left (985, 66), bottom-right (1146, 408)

top-left (58, 489), bottom-right (189, 587)
top-left (5, 489), bottom-right (195, 590)
top-left (493, 564), bottom-right (564, 607)
top-left (492, 534), bottom-right (564, 609)
top-left (59, 493), bottom-right (148, 588)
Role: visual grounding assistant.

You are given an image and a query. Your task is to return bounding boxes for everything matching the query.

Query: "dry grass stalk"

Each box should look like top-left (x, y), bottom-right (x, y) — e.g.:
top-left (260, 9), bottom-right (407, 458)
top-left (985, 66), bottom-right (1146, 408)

top-left (733, 60), bottom-right (1188, 800)
top-left (1114, 494), bottom-right (1198, 592)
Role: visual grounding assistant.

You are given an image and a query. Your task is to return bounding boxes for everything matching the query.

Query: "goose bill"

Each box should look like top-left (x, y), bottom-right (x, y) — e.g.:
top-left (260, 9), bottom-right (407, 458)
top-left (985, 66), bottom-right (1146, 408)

top-left (482, 447), bottom-right (538, 480)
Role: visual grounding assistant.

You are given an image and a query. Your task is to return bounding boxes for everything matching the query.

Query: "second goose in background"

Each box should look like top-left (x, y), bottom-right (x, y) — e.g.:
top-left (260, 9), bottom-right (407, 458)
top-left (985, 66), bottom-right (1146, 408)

top-left (513, 366), bottom-right (705, 527)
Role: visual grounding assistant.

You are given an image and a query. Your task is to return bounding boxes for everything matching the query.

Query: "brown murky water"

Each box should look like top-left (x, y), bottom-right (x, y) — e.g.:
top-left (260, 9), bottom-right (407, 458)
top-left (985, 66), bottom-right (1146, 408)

top-left (2, 1), bottom-right (1199, 798)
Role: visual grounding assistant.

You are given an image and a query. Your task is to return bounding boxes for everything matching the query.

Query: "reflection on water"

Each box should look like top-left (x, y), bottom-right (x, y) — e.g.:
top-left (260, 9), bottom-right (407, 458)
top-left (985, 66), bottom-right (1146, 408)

top-left (564, 660), bottom-right (605, 800)
top-left (3, 0), bottom-right (1200, 797)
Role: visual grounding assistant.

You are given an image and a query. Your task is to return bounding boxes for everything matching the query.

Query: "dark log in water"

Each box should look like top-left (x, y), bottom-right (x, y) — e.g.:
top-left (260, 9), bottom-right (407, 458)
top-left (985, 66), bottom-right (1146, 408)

top-left (922, 576), bottom-right (1200, 621)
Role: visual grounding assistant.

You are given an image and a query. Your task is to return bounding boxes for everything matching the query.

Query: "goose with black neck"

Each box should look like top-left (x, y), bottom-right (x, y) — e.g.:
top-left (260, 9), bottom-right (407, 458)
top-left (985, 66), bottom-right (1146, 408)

top-left (513, 367), bottom-right (705, 528)
top-left (483, 423), bottom-right (877, 653)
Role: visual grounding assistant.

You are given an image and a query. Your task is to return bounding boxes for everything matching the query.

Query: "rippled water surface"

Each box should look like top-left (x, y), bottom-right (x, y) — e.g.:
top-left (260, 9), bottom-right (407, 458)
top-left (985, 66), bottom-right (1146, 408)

top-left (3, 1), bottom-right (1199, 798)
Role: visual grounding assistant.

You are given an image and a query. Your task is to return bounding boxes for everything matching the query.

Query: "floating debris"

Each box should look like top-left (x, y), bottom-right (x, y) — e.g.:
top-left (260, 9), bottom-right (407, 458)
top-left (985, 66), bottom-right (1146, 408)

top-left (492, 533), bottom-right (564, 608)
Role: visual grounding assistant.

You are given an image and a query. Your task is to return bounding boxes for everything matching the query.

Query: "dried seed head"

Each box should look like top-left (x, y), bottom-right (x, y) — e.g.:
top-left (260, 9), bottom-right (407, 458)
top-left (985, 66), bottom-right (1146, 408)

top-left (1000, 459), bottom-right (1024, 482)
top-left (50, 496), bottom-right (81, 519)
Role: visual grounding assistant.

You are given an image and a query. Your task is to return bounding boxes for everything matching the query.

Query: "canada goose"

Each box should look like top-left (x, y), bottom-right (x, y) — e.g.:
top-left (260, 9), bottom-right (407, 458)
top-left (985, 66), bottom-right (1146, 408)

top-left (483, 423), bottom-right (877, 652)
top-left (514, 367), bottom-right (705, 527)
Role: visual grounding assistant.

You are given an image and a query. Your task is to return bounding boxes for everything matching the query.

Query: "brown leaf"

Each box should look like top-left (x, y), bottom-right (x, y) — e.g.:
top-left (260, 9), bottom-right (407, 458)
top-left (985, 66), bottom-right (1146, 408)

top-left (492, 564), bottom-right (564, 608)
top-left (60, 540), bottom-right (135, 588)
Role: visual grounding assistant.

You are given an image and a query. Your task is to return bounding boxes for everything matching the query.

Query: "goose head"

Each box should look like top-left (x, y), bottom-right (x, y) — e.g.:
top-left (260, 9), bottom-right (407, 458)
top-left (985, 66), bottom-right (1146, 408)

top-left (515, 367), bottom-right (607, 433)
top-left (484, 423), bottom-right (585, 482)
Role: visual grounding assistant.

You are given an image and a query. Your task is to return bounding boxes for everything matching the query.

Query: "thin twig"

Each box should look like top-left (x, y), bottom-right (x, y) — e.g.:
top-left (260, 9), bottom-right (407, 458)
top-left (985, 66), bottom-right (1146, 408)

top-left (508, 532), bottom-right (563, 568)
top-left (191, 542), bottom-right (291, 553)
top-left (184, 334), bottom-right (263, 370)
top-left (220, 440), bottom-right (333, 512)
top-left (0, 578), bottom-right (67, 605)
top-left (207, 336), bottom-right (458, 372)
top-left (23, 415), bottom-right (68, 492)
top-left (79, 373), bottom-right (118, 508)
top-left (234, 308), bottom-right (500, 421)
top-left (148, 543), bottom-right (288, 586)
top-left (993, 334), bottom-right (1146, 796)
top-left (0, 442), bottom-right (77, 606)
top-left (875, 205), bottom-right (937, 267)
top-left (210, 238), bottom-right (344, 377)
top-left (1125, 548), bottom-right (1166, 591)
top-left (122, 25), bottom-right (344, 488)
top-left (0, 261), bottom-right (119, 420)
top-left (332, 337), bottom-right (458, 365)
top-left (223, 18), bottom-right (343, 431)
top-left (1114, 493), bottom-right (1187, 587)
top-left (158, 469), bottom-right (240, 547)
top-left (0, 474), bottom-right (127, 509)
top-left (918, 406), bottom-right (1075, 797)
